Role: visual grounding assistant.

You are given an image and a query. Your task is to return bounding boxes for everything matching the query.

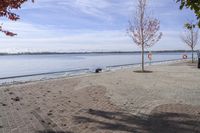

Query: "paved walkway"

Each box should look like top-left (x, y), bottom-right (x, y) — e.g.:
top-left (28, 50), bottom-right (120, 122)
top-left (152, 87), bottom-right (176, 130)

top-left (0, 61), bottom-right (199, 133)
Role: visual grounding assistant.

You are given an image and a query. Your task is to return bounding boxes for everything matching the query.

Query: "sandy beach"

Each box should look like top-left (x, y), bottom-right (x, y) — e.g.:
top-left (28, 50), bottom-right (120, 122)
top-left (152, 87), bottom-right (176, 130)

top-left (0, 61), bottom-right (200, 133)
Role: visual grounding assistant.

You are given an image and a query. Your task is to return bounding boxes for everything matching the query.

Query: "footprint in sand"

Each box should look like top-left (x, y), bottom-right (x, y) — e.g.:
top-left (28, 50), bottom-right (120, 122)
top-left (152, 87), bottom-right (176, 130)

top-left (8, 92), bottom-right (14, 95)
top-left (11, 96), bottom-right (21, 102)
top-left (47, 111), bottom-right (53, 116)
top-left (1, 103), bottom-right (7, 106)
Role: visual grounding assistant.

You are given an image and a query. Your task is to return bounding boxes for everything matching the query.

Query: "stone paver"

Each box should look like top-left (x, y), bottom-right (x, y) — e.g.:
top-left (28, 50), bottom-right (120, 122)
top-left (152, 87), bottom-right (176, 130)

top-left (149, 104), bottom-right (200, 133)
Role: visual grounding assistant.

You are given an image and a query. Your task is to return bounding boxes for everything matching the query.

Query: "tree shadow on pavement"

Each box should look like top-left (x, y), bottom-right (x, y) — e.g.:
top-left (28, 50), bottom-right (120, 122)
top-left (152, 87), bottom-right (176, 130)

top-left (73, 109), bottom-right (200, 133)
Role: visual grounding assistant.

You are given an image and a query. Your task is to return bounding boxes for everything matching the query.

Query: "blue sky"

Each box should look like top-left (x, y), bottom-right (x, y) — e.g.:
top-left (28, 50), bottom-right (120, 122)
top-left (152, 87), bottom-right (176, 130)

top-left (0, 0), bottom-right (199, 53)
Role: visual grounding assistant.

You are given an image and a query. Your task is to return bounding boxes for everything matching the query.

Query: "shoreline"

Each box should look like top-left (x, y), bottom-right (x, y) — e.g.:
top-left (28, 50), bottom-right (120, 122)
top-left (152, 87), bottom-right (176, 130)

top-left (0, 59), bottom-right (189, 87)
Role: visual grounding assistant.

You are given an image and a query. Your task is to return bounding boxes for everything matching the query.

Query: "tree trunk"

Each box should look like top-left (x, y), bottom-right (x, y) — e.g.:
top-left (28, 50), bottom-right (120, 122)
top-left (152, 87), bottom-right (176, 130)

top-left (139, 0), bottom-right (145, 72)
top-left (191, 27), bottom-right (194, 63)
top-left (192, 48), bottom-right (194, 63)
top-left (142, 44), bottom-right (145, 72)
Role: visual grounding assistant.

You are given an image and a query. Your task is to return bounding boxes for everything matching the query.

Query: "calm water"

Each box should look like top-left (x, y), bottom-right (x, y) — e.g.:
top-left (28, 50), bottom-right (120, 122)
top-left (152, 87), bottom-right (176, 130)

top-left (0, 52), bottom-right (195, 84)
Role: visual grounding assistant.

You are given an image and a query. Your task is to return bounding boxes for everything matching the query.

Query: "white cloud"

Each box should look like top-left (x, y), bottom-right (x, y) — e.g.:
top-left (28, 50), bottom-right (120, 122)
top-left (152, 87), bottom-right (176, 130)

top-left (0, 27), bottom-right (135, 53)
top-left (0, 0), bottom-right (199, 53)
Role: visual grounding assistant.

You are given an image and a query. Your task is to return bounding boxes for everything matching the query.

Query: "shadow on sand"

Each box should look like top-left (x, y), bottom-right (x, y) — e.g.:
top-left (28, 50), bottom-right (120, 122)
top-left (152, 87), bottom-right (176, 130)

top-left (134, 70), bottom-right (153, 73)
top-left (36, 130), bottom-right (73, 133)
top-left (73, 109), bottom-right (200, 133)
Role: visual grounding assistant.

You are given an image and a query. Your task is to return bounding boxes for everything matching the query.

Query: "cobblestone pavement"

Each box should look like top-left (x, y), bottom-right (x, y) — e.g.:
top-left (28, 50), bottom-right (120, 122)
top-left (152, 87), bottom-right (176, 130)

top-left (0, 61), bottom-right (199, 133)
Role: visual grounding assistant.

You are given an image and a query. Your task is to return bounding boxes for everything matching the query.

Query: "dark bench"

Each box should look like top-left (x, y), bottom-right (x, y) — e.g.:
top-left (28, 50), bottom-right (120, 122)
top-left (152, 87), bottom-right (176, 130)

top-left (95, 68), bottom-right (102, 73)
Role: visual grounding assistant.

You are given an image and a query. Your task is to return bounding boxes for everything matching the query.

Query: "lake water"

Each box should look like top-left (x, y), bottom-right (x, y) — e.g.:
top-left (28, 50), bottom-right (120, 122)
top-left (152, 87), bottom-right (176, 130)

top-left (0, 52), bottom-right (195, 84)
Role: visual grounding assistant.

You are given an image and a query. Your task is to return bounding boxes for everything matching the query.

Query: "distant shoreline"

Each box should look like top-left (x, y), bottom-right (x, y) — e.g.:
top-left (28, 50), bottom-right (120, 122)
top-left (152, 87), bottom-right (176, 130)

top-left (0, 50), bottom-right (196, 56)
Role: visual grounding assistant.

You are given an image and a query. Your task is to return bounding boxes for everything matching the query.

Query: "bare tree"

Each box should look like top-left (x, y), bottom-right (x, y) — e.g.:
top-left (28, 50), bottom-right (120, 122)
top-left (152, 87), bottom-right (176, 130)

top-left (127, 0), bottom-right (162, 72)
top-left (181, 23), bottom-right (199, 63)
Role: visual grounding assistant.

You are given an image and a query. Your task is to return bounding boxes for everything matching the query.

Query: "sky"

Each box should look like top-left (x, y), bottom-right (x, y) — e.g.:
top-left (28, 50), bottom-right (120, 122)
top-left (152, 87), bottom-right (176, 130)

top-left (0, 0), bottom-right (199, 53)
